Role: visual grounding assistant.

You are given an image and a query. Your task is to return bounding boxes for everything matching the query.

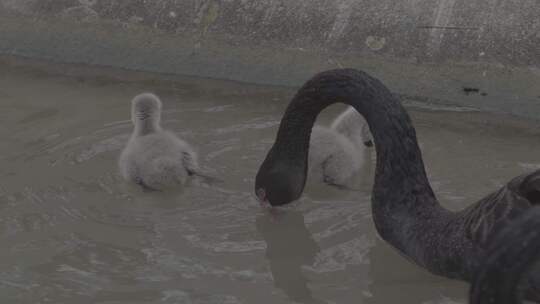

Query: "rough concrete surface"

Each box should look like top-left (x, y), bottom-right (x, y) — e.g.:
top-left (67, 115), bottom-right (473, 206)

top-left (0, 0), bottom-right (539, 118)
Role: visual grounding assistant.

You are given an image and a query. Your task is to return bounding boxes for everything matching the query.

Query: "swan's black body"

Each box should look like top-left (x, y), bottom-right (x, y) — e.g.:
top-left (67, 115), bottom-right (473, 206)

top-left (470, 207), bottom-right (540, 304)
top-left (254, 69), bottom-right (540, 301)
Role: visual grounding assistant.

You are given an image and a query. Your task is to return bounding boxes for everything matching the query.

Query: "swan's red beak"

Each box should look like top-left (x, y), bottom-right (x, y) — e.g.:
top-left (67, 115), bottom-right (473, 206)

top-left (256, 188), bottom-right (271, 209)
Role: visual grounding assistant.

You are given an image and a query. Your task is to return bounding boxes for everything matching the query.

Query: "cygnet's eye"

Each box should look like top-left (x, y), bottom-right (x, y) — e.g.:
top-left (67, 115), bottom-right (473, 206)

top-left (256, 188), bottom-right (266, 202)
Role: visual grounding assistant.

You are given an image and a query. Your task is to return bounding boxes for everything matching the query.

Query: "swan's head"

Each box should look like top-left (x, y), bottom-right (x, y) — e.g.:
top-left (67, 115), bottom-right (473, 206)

top-left (255, 153), bottom-right (306, 206)
top-left (131, 93), bottom-right (162, 129)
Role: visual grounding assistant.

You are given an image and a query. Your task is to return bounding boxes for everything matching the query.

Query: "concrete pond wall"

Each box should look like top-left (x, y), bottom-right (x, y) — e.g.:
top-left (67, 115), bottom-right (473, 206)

top-left (0, 0), bottom-right (539, 118)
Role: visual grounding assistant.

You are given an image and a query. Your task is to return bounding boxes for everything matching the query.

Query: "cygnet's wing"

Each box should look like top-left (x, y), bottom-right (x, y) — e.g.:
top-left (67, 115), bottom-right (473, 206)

top-left (463, 171), bottom-right (540, 246)
top-left (135, 177), bottom-right (161, 192)
top-left (182, 151), bottom-right (222, 185)
top-left (182, 151), bottom-right (198, 175)
top-left (321, 157), bottom-right (362, 191)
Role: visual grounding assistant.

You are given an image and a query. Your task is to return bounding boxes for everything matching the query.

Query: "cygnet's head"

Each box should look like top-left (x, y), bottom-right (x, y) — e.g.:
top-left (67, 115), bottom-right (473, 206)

top-left (131, 93), bottom-right (162, 133)
top-left (332, 107), bottom-right (373, 148)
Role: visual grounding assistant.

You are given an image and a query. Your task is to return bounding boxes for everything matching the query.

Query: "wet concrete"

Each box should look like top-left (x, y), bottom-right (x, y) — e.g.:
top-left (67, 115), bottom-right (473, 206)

top-left (1, 0), bottom-right (539, 66)
top-left (0, 0), bottom-right (539, 119)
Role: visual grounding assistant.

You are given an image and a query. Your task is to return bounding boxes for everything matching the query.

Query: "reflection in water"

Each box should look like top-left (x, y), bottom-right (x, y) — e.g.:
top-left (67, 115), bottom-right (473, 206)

top-left (256, 210), bottom-right (326, 304)
top-left (366, 237), bottom-right (466, 304)
top-left (257, 209), bottom-right (466, 304)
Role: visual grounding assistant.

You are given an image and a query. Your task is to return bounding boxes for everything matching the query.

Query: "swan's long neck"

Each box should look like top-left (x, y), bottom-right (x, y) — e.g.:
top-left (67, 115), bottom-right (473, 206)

top-left (274, 69), bottom-right (442, 248)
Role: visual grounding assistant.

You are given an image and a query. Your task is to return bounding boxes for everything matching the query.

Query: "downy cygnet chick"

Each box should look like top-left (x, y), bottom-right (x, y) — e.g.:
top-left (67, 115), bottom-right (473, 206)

top-left (119, 93), bottom-right (199, 190)
top-left (308, 106), bottom-right (372, 188)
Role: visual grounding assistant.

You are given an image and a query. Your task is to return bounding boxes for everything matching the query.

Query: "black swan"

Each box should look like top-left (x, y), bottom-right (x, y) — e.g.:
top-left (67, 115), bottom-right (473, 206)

top-left (309, 106), bottom-right (372, 187)
top-left (470, 207), bottom-right (540, 303)
top-left (254, 69), bottom-right (540, 301)
top-left (119, 93), bottom-right (201, 190)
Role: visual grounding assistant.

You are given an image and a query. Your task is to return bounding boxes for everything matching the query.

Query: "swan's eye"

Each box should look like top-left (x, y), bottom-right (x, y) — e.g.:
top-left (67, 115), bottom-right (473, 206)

top-left (256, 188), bottom-right (266, 202)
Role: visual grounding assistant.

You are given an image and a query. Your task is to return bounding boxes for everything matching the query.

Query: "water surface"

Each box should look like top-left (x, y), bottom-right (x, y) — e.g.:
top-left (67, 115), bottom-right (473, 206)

top-left (1, 60), bottom-right (539, 304)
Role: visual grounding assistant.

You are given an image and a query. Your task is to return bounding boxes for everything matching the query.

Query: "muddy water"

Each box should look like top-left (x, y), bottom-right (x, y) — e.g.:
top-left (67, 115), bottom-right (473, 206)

top-left (1, 60), bottom-right (539, 304)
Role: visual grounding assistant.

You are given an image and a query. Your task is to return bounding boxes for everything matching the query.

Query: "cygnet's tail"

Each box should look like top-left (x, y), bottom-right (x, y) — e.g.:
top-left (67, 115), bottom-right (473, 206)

top-left (330, 107), bottom-right (373, 148)
top-left (191, 168), bottom-right (223, 185)
top-left (146, 157), bottom-right (190, 188)
top-left (470, 207), bottom-right (540, 304)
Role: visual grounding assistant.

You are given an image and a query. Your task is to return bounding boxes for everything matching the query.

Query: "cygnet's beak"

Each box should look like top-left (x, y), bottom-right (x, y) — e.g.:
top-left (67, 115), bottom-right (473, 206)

top-left (364, 140), bottom-right (374, 147)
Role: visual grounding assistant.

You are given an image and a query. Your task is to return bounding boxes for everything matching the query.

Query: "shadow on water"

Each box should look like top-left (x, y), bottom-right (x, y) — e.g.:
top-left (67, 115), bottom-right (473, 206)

top-left (256, 210), bottom-right (327, 304)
